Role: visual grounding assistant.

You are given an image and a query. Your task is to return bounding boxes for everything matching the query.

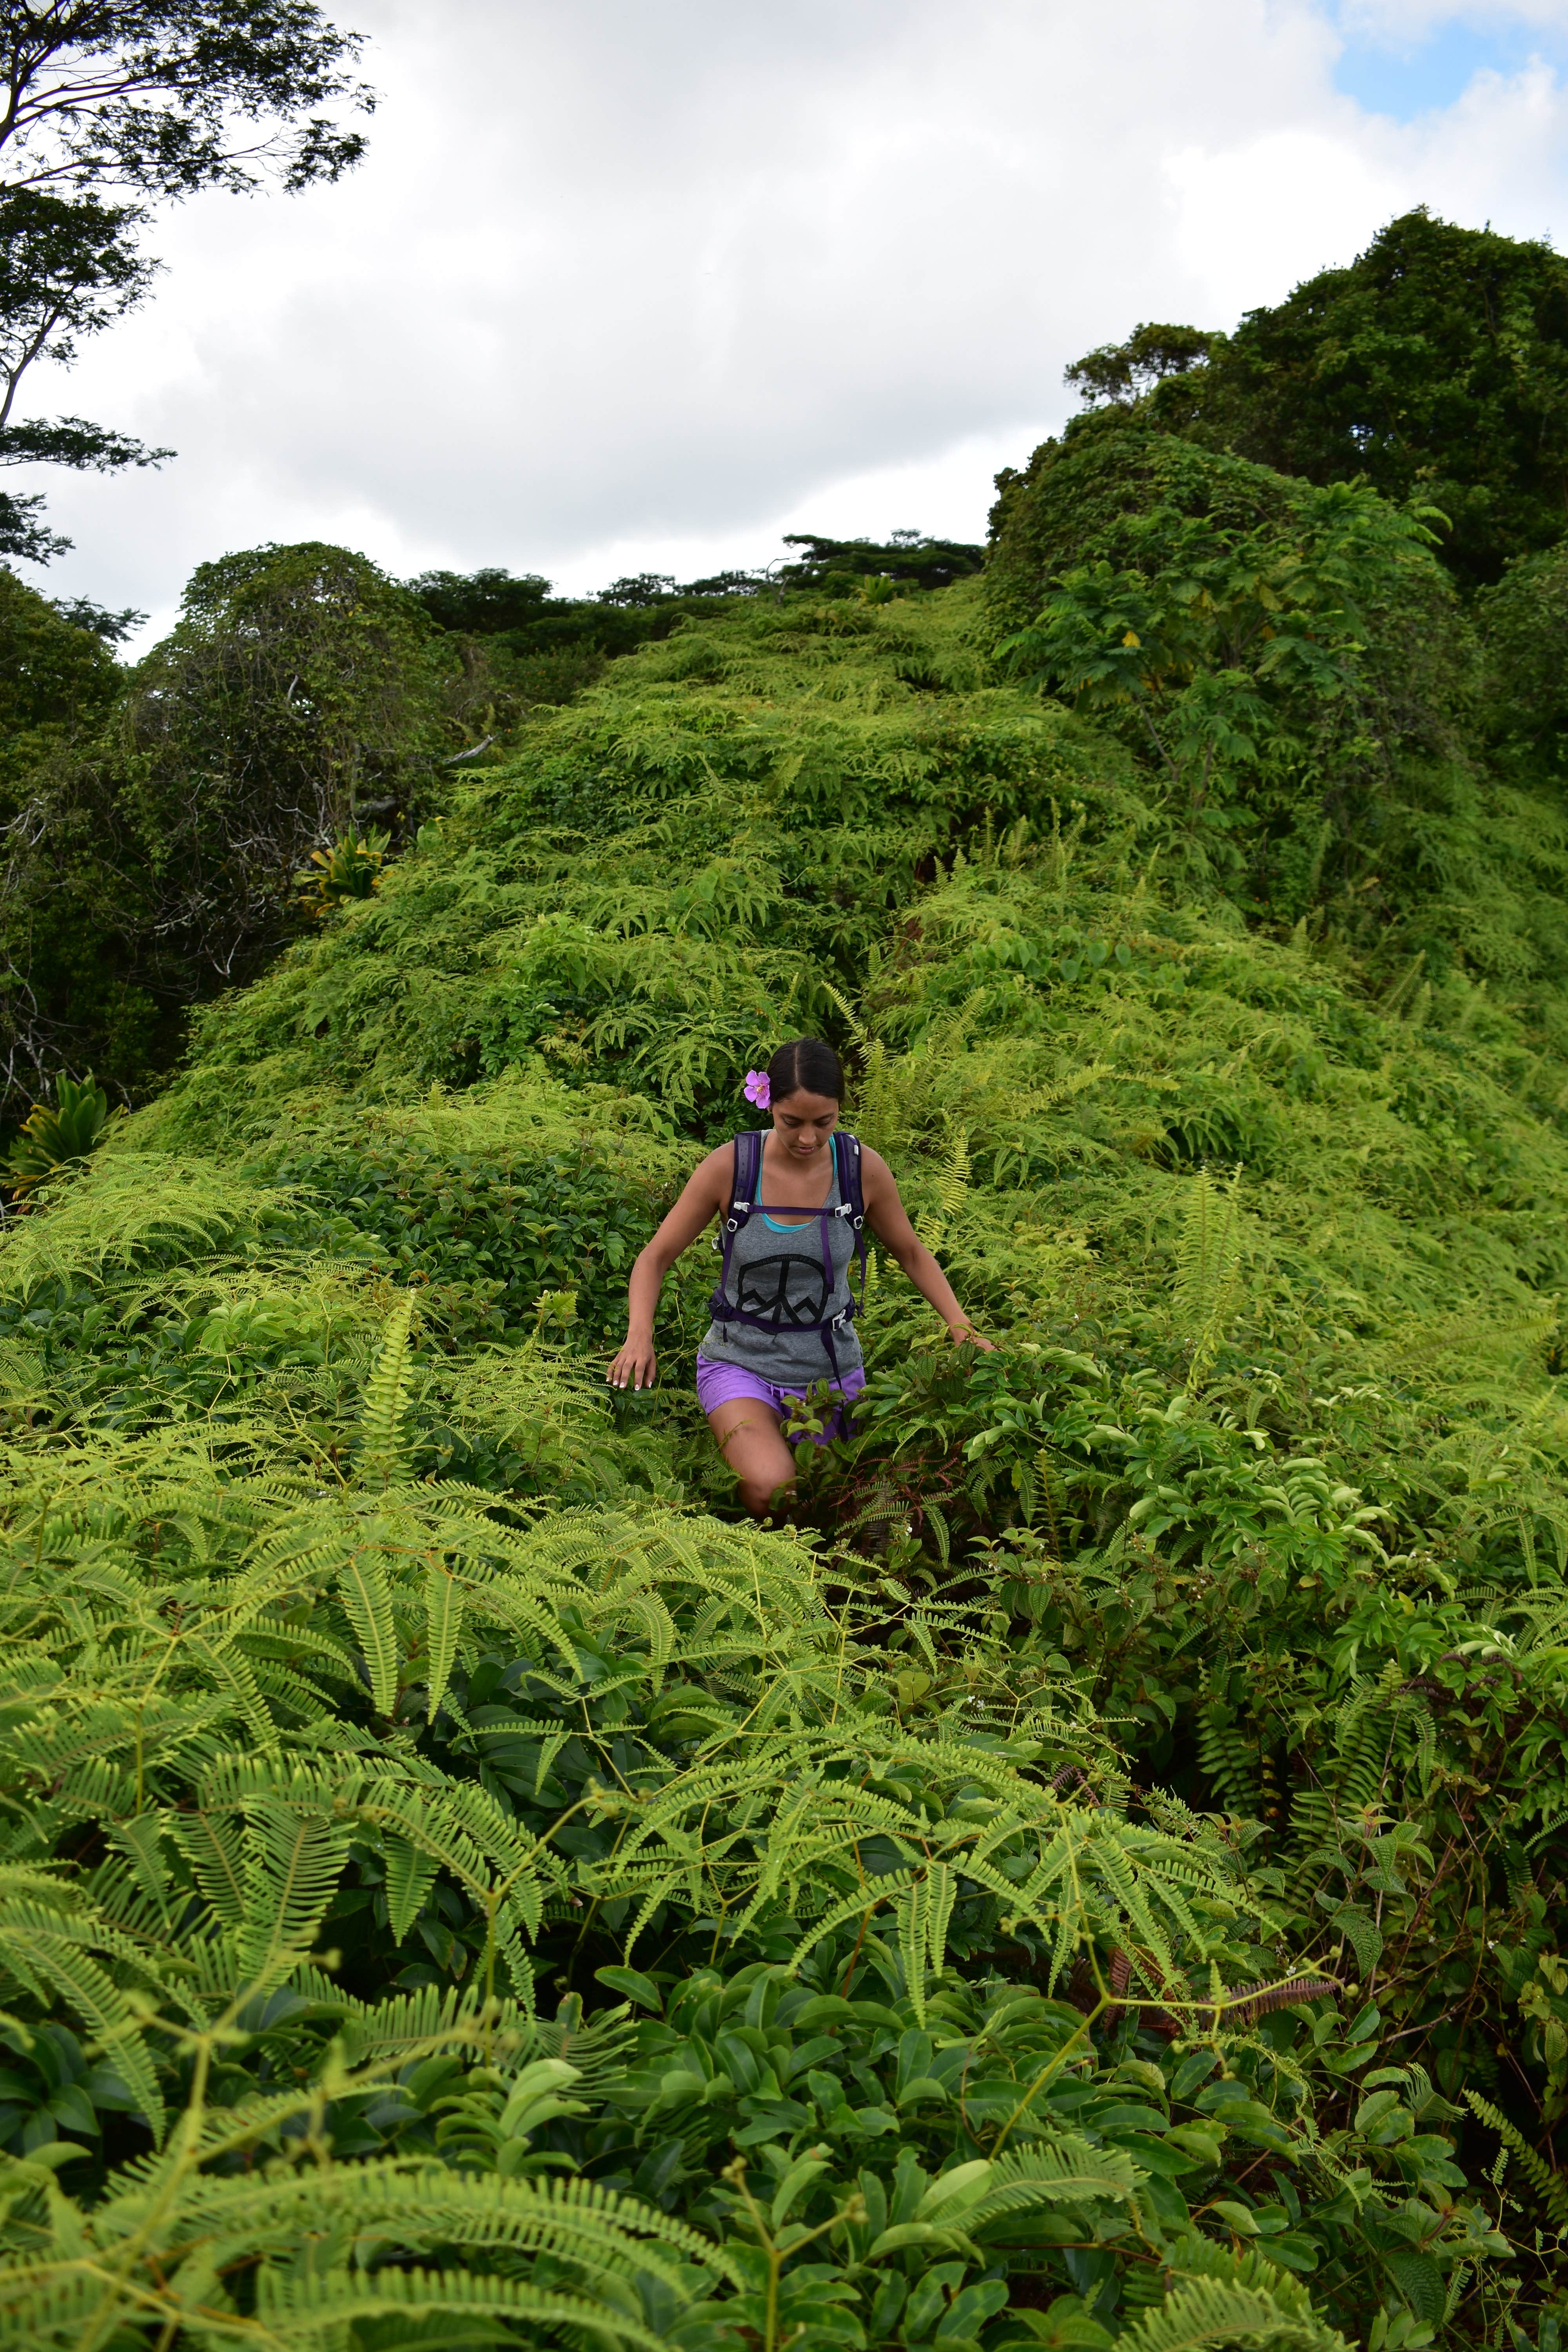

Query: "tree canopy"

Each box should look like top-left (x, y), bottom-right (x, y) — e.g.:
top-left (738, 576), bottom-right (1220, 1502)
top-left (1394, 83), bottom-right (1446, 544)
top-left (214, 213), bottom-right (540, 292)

top-left (0, 2), bottom-right (372, 560)
top-left (1062, 209), bottom-right (1568, 588)
top-left (0, 1), bottom-right (372, 197)
top-left (781, 528), bottom-right (985, 594)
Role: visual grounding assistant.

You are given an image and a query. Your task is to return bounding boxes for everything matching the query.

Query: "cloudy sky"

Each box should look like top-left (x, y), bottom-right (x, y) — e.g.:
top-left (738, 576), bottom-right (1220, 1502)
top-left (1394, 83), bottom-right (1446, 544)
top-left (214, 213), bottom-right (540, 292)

top-left (21, 0), bottom-right (1568, 644)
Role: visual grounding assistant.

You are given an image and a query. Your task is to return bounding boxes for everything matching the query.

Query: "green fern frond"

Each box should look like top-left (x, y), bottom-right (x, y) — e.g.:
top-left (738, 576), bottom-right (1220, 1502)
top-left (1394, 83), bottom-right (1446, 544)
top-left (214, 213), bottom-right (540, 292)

top-left (1464, 2091), bottom-right (1568, 2225)
top-left (1117, 2255), bottom-right (1352, 2352)
top-left (356, 1288), bottom-right (419, 1488)
top-left (248, 2264), bottom-right (672, 2348)
top-left (1174, 1165), bottom-right (1244, 1391)
top-left (967, 2136), bottom-right (1143, 2226)
top-left (919, 1116), bottom-right (971, 1251)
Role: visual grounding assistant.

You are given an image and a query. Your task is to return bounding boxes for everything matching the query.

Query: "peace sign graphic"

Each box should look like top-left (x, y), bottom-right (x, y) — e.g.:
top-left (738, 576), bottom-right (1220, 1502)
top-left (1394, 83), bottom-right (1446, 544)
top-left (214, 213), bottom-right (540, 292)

top-left (734, 1252), bottom-right (830, 1330)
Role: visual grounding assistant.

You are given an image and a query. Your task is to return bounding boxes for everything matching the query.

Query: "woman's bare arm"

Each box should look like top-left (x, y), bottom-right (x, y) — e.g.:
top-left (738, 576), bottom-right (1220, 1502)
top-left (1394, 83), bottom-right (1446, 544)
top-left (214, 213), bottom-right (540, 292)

top-left (608, 1145), bottom-right (733, 1390)
top-left (860, 1146), bottom-right (994, 1347)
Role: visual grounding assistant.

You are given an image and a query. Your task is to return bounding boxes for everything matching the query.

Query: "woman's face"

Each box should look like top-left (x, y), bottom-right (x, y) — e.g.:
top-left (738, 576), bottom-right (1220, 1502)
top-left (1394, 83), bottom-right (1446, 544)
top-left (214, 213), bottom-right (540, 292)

top-left (770, 1088), bottom-right (840, 1163)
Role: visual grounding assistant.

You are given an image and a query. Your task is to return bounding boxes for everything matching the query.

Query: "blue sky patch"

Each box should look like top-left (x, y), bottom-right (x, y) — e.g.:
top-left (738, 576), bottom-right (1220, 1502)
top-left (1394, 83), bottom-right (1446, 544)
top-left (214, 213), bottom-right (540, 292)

top-left (1332, 13), bottom-right (1564, 120)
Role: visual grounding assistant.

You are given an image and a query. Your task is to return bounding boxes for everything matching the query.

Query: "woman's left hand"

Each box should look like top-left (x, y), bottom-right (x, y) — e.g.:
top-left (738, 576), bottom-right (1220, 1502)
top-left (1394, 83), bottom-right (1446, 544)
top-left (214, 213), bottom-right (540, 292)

top-left (949, 1321), bottom-right (996, 1351)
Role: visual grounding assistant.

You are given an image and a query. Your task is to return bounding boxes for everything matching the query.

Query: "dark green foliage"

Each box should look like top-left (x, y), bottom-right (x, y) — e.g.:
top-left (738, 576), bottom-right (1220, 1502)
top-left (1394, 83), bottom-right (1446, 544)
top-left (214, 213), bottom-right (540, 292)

top-left (1474, 539), bottom-right (1568, 780)
top-left (407, 546), bottom-right (984, 723)
top-left (0, 565), bottom-right (120, 767)
top-left (1126, 209), bottom-right (1568, 588)
top-left (408, 564), bottom-right (744, 713)
top-left (260, 1128), bottom-right (670, 1345)
top-left (0, 191), bottom-right (159, 405)
top-left (782, 529), bottom-right (986, 594)
top-left (0, 3), bottom-right (373, 202)
top-left (0, 187), bottom-right (171, 557)
top-left (1063, 322), bottom-right (1218, 406)
top-left (0, 542), bottom-right (470, 1125)
top-left (46, 594), bottom-right (144, 644)
top-left (595, 570), bottom-right (684, 605)
top-left (409, 565), bottom-right (557, 635)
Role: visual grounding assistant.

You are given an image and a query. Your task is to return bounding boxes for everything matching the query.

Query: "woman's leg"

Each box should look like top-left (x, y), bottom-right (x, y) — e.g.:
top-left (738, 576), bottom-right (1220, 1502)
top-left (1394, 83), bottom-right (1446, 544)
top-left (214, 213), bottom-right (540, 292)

top-left (707, 1395), bottom-right (797, 1518)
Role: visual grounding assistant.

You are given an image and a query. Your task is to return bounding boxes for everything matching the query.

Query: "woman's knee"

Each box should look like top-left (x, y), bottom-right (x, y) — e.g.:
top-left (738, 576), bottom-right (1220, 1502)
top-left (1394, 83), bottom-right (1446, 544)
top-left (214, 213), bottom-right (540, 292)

top-left (739, 1463), bottom-right (796, 1517)
top-left (708, 1401), bottom-right (795, 1516)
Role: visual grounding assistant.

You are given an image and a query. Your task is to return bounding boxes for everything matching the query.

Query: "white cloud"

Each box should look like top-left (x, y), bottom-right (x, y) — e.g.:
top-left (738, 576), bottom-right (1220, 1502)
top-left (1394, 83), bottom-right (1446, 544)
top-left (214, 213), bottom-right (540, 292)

top-left (1164, 128), bottom-right (1408, 319)
top-left (15, 0), bottom-right (1568, 649)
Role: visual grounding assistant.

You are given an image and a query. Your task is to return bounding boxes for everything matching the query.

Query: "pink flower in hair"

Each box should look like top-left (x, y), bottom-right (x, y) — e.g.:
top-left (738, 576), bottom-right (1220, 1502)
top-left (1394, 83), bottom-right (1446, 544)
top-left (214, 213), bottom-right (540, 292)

top-left (743, 1069), bottom-right (771, 1109)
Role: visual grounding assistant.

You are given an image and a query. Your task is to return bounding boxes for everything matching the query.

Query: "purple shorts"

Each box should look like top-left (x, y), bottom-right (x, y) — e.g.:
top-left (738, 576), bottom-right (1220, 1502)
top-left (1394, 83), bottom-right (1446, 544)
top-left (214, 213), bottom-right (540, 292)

top-left (695, 1353), bottom-right (866, 1445)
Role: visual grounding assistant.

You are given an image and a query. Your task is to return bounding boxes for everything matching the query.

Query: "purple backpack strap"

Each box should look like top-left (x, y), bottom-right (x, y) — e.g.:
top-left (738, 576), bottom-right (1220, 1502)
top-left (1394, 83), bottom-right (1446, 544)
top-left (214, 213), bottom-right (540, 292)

top-left (834, 1129), bottom-right (869, 1309)
top-left (711, 1129), bottom-right (763, 1325)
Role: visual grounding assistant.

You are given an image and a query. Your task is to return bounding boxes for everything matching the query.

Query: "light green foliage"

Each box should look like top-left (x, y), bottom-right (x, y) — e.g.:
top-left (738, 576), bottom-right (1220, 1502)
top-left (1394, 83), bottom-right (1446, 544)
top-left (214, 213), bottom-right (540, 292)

top-left (146, 586), bottom-right (1136, 1137)
top-left (1172, 1167), bottom-right (1243, 1390)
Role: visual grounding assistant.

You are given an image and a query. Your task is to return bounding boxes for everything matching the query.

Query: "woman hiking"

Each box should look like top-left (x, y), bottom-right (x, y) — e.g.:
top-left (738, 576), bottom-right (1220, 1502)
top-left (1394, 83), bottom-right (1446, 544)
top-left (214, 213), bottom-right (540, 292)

top-left (607, 1036), bottom-right (992, 1517)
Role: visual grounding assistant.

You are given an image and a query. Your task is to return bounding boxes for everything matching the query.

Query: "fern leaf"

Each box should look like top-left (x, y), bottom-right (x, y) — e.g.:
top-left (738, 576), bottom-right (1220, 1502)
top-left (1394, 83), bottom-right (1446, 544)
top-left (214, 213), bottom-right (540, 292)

top-left (425, 1559), bottom-right (464, 1722)
top-left (337, 1553), bottom-right (400, 1717)
top-left (967, 2136), bottom-right (1143, 2226)
top-left (235, 1800), bottom-right (355, 1989)
top-left (1174, 1166), bottom-right (1244, 1390)
top-left (1116, 2263), bottom-right (1351, 2352)
top-left (250, 2262), bottom-right (672, 2347)
top-left (357, 1290), bottom-right (419, 1488)
top-left (1464, 2091), bottom-right (1568, 2226)
top-left (384, 1834), bottom-right (440, 1944)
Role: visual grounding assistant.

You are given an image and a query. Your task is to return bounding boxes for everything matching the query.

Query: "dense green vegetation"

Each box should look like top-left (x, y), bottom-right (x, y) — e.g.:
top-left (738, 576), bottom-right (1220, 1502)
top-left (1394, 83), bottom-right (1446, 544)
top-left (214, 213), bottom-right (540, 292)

top-left (4, 211), bottom-right (1568, 2350)
top-left (1054, 209), bottom-right (1568, 589)
top-left (0, 532), bottom-right (985, 1132)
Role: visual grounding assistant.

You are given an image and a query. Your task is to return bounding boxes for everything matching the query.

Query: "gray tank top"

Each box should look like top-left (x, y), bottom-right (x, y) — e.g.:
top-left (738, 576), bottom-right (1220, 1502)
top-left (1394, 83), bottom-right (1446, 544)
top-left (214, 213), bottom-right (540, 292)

top-left (700, 1142), bottom-right (864, 1384)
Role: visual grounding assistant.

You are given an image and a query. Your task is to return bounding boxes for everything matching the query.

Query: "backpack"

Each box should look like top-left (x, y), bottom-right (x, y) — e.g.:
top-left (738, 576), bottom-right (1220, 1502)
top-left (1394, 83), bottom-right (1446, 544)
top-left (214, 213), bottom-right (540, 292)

top-left (708, 1128), bottom-right (869, 1375)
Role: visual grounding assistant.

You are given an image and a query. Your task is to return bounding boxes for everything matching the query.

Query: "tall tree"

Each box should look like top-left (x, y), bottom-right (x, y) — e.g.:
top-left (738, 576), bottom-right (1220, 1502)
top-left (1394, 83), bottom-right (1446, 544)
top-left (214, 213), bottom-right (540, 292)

top-left (780, 529), bottom-right (984, 594)
top-left (0, 540), bottom-right (457, 1113)
top-left (0, 2), bottom-right (374, 560)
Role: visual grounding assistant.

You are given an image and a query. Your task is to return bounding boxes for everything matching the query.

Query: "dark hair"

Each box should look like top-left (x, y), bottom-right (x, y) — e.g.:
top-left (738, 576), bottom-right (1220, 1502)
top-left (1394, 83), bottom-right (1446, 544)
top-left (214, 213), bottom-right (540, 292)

top-left (767, 1036), bottom-right (844, 1104)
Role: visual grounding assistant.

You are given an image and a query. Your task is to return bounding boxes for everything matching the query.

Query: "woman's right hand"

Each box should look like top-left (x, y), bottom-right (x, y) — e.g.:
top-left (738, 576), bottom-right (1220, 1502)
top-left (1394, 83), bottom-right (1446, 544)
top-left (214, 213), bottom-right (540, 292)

top-left (608, 1335), bottom-right (658, 1391)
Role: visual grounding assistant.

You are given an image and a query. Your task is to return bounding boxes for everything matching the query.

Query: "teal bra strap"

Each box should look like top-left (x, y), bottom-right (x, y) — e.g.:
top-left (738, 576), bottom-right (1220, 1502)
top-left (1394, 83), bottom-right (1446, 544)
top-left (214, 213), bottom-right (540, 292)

top-left (759, 1161), bottom-right (839, 1233)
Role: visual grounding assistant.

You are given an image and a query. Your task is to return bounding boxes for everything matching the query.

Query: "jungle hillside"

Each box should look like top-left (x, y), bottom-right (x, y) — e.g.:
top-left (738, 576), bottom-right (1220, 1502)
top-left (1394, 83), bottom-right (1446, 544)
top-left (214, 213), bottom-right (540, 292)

top-left (4, 207), bottom-right (1568, 2352)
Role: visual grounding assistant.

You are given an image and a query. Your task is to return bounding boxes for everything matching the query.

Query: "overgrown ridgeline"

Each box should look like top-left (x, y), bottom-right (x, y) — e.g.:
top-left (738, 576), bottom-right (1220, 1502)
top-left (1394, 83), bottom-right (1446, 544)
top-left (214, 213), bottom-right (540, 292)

top-left (1, 511), bottom-right (1566, 2352)
top-left (0, 531), bottom-right (982, 1137)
